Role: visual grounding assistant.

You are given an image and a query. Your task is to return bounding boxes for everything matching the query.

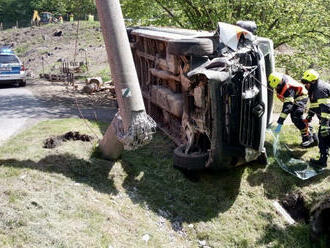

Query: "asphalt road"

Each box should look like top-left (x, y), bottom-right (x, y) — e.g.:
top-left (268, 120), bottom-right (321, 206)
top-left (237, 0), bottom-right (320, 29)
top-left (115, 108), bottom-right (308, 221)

top-left (0, 84), bottom-right (116, 144)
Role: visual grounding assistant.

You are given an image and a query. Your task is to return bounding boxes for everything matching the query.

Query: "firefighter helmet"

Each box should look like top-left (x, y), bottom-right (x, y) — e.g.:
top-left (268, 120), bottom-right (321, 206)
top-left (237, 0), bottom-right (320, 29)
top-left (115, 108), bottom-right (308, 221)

top-left (301, 69), bottom-right (319, 83)
top-left (268, 72), bottom-right (283, 88)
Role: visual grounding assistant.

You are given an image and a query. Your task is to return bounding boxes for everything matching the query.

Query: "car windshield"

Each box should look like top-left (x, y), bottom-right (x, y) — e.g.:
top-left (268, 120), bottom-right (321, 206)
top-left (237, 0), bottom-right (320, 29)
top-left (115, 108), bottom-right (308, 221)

top-left (0, 55), bottom-right (19, 64)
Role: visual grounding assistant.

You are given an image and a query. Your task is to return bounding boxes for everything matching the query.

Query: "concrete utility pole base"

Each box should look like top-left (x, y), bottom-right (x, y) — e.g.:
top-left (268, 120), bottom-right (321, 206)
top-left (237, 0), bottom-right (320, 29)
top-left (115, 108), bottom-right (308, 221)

top-left (96, 0), bottom-right (156, 160)
top-left (99, 121), bottom-right (124, 160)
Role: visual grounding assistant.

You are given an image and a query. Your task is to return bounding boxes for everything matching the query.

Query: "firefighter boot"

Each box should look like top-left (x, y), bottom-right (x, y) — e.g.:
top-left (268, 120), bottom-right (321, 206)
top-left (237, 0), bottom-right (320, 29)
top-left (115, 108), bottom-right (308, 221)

top-left (310, 154), bottom-right (328, 169)
top-left (309, 126), bottom-right (319, 146)
top-left (301, 134), bottom-right (314, 148)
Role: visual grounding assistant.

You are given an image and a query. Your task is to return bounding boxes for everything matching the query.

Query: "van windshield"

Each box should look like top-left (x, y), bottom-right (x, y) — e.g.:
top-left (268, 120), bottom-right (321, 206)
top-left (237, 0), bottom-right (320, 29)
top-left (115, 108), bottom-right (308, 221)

top-left (0, 55), bottom-right (19, 64)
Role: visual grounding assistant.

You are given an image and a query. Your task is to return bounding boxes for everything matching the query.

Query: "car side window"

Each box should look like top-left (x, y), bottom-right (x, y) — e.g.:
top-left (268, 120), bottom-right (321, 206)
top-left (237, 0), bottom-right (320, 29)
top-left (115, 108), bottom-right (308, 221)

top-left (0, 55), bottom-right (19, 64)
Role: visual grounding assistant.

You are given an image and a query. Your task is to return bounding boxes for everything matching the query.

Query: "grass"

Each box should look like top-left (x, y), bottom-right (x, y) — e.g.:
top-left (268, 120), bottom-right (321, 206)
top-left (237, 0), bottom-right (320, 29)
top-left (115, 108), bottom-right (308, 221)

top-left (15, 44), bottom-right (30, 56)
top-left (0, 119), bottom-right (329, 248)
top-left (98, 67), bottom-right (111, 82)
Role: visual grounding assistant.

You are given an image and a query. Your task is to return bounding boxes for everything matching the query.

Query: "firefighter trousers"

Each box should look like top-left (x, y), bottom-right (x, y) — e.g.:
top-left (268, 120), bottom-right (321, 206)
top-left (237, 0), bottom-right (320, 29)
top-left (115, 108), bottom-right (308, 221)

top-left (318, 128), bottom-right (330, 156)
top-left (290, 98), bottom-right (308, 131)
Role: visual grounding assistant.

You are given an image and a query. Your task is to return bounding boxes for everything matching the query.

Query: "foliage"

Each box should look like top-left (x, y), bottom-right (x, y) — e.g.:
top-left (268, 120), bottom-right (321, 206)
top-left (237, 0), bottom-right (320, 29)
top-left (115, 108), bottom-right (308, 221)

top-left (121, 0), bottom-right (329, 79)
top-left (0, 0), bottom-right (329, 77)
top-left (122, 0), bottom-right (329, 46)
top-left (0, 0), bottom-right (96, 27)
top-left (30, 0), bottom-right (68, 16)
top-left (0, 0), bottom-right (33, 27)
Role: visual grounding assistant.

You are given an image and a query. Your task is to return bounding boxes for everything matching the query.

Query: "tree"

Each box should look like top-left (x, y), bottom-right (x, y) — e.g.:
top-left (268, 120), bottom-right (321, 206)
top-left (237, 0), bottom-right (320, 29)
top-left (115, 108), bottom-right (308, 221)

top-left (0, 0), bottom-right (33, 27)
top-left (121, 0), bottom-right (329, 78)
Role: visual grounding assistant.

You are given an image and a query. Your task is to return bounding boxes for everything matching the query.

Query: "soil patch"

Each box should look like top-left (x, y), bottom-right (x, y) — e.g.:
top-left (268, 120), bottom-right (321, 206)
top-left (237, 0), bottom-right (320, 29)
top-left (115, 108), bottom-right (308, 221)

top-left (280, 191), bottom-right (309, 223)
top-left (43, 131), bottom-right (93, 149)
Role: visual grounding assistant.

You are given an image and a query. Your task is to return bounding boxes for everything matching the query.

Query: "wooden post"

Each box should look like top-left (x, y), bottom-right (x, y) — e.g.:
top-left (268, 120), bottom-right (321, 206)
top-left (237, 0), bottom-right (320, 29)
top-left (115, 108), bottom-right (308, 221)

top-left (73, 20), bottom-right (80, 62)
top-left (42, 57), bottom-right (45, 75)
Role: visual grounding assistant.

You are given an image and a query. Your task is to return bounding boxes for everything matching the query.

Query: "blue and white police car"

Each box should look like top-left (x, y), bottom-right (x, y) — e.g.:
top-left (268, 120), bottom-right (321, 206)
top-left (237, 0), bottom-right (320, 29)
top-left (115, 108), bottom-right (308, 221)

top-left (0, 47), bottom-right (26, 87)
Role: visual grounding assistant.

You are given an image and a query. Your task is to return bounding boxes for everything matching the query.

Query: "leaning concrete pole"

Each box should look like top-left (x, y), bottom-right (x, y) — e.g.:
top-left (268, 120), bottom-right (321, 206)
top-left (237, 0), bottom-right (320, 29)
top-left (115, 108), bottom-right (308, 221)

top-left (96, 0), bottom-right (156, 159)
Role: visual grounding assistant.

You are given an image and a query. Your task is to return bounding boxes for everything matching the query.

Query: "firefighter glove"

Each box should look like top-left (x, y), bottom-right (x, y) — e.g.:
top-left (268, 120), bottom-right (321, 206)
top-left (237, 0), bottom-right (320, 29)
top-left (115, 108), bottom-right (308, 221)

top-left (274, 124), bottom-right (282, 134)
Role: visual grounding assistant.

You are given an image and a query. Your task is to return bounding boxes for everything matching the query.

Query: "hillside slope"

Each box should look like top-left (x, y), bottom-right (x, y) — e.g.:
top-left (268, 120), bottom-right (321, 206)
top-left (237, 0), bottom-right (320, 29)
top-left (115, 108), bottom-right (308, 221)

top-left (1, 22), bottom-right (114, 109)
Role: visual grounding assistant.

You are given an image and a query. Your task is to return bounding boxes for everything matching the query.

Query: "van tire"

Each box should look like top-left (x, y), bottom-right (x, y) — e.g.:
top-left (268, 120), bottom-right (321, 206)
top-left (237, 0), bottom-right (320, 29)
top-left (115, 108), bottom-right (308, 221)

top-left (167, 38), bottom-right (215, 56)
top-left (173, 144), bottom-right (208, 170)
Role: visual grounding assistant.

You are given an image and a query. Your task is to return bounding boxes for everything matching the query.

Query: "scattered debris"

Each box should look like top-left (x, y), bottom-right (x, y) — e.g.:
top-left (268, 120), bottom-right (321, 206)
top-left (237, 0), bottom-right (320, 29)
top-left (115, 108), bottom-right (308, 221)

top-left (43, 137), bottom-right (61, 149)
top-left (198, 240), bottom-right (207, 247)
top-left (280, 192), bottom-right (309, 223)
top-left (86, 77), bottom-right (103, 87)
top-left (83, 77), bottom-right (116, 95)
top-left (43, 131), bottom-right (93, 149)
top-left (42, 34), bottom-right (49, 41)
top-left (63, 131), bottom-right (92, 141)
top-left (31, 201), bottom-right (42, 209)
top-left (19, 174), bottom-right (26, 180)
top-left (83, 77), bottom-right (103, 94)
top-left (273, 201), bottom-right (295, 225)
top-left (53, 30), bottom-right (63, 37)
top-left (142, 234), bottom-right (150, 242)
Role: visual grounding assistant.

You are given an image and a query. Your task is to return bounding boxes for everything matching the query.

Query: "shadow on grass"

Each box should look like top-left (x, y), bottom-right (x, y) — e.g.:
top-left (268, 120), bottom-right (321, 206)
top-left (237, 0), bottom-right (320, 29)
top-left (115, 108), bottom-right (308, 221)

top-left (117, 133), bottom-right (248, 226)
top-left (0, 133), bottom-right (246, 227)
top-left (0, 153), bottom-right (118, 196)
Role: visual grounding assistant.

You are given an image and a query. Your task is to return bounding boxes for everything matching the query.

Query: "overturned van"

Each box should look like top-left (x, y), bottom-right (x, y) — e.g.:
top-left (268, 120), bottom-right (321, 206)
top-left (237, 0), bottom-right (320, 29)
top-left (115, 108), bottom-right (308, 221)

top-left (127, 21), bottom-right (275, 170)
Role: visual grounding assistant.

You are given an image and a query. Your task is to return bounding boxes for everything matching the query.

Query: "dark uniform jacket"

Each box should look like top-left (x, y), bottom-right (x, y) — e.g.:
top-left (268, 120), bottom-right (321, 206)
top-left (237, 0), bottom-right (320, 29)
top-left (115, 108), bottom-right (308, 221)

top-left (276, 75), bottom-right (308, 124)
top-left (307, 80), bottom-right (330, 127)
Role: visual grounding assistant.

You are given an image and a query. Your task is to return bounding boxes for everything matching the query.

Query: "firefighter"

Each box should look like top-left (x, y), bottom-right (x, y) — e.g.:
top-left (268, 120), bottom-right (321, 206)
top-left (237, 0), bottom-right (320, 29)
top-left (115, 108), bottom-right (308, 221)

top-left (269, 72), bottom-right (316, 147)
top-left (301, 69), bottom-right (330, 168)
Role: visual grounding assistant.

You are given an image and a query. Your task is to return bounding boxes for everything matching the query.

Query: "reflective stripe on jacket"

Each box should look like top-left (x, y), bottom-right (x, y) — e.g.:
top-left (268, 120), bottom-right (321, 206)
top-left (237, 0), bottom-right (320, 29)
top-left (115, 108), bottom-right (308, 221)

top-left (307, 80), bottom-right (330, 126)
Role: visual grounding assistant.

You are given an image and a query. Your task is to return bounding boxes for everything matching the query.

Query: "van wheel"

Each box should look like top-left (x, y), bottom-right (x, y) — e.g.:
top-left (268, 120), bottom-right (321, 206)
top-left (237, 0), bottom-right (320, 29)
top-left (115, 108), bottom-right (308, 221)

top-left (18, 80), bottom-right (26, 87)
top-left (173, 144), bottom-right (208, 170)
top-left (167, 38), bottom-right (215, 56)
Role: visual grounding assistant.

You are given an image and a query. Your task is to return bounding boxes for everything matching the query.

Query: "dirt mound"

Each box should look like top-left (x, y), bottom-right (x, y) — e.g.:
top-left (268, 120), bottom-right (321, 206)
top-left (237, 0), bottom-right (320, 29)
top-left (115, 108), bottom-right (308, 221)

top-left (280, 191), bottom-right (309, 223)
top-left (63, 131), bottom-right (92, 141)
top-left (43, 131), bottom-right (93, 149)
top-left (43, 137), bottom-right (61, 149)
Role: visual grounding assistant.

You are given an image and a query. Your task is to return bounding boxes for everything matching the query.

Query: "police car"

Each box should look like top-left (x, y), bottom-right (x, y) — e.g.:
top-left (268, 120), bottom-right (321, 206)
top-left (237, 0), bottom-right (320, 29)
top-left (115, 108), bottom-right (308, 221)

top-left (0, 47), bottom-right (26, 86)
